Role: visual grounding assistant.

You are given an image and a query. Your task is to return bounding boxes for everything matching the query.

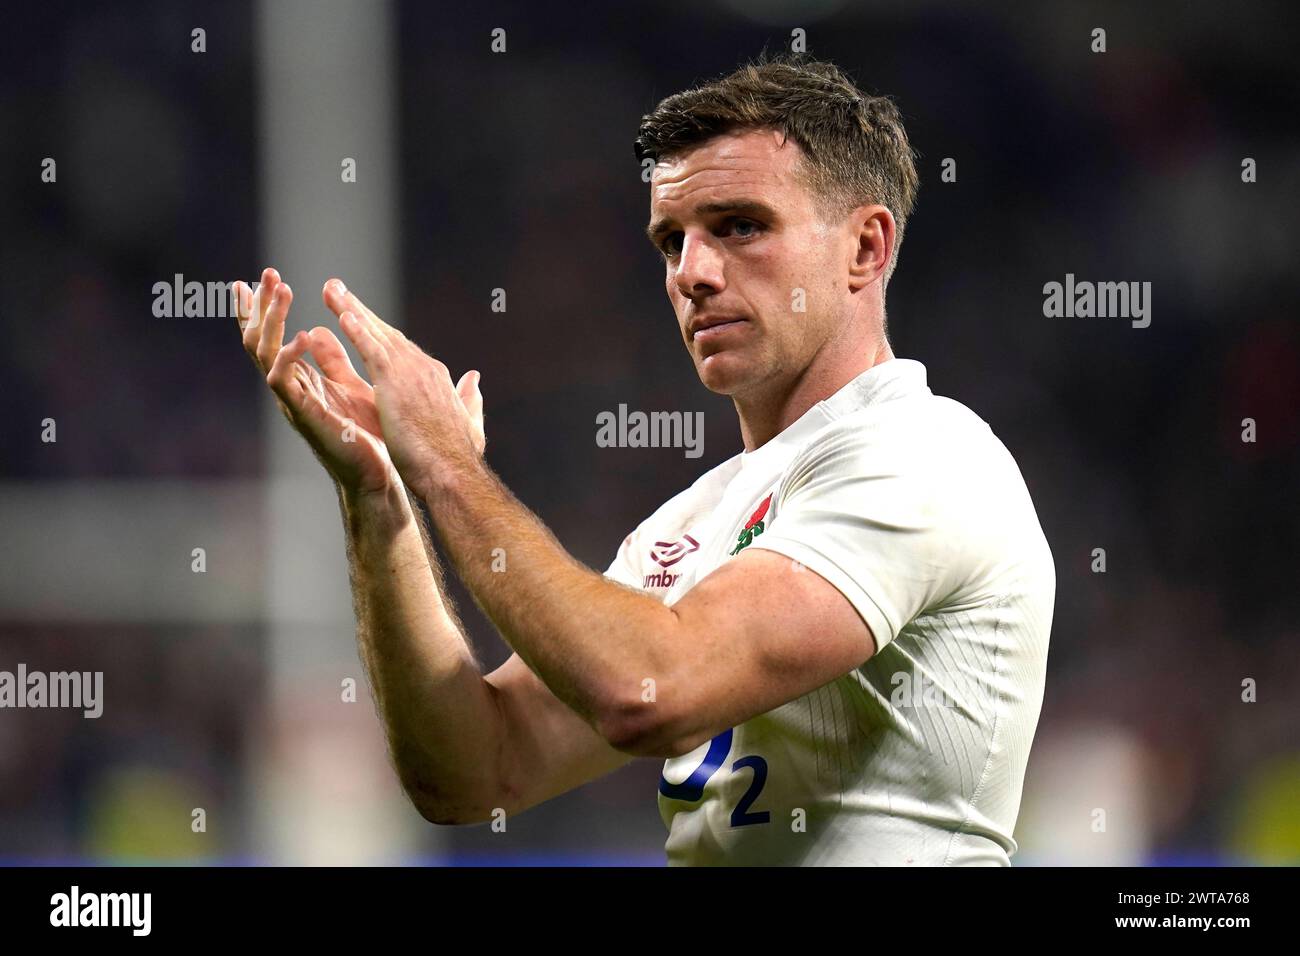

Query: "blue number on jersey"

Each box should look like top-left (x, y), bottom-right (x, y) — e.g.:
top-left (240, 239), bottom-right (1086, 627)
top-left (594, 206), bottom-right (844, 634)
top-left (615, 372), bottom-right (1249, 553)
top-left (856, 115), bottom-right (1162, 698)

top-left (658, 728), bottom-right (732, 801)
top-left (729, 755), bottom-right (771, 827)
top-left (658, 728), bottom-right (770, 827)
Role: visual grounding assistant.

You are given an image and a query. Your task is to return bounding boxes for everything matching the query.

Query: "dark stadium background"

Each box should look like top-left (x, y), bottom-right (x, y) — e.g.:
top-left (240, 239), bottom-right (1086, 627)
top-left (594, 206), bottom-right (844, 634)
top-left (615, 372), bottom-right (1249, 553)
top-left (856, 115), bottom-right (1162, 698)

top-left (1, 0), bottom-right (1296, 865)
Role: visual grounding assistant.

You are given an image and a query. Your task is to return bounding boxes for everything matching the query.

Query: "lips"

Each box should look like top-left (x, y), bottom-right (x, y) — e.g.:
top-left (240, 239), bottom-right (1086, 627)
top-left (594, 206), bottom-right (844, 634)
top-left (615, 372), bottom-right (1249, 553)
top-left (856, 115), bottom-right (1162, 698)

top-left (688, 315), bottom-right (748, 340)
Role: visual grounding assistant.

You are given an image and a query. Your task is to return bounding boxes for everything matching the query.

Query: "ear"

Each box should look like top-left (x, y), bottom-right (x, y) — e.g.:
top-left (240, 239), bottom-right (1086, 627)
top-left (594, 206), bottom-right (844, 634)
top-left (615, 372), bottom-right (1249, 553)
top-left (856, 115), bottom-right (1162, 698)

top-left (847, 204), bottom-right (895, 292)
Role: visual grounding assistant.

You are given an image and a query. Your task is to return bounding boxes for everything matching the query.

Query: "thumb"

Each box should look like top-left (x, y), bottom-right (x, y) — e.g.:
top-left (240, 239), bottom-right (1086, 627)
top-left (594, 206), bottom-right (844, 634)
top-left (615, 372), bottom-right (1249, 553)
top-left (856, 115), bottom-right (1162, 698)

top-left (456, 370), bottom-right (483, 417)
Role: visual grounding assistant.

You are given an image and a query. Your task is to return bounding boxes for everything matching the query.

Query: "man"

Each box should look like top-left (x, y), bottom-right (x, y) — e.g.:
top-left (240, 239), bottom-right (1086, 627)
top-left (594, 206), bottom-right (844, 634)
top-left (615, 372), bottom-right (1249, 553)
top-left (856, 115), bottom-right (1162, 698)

top-left (234, 55), bottom-right (1054, 865)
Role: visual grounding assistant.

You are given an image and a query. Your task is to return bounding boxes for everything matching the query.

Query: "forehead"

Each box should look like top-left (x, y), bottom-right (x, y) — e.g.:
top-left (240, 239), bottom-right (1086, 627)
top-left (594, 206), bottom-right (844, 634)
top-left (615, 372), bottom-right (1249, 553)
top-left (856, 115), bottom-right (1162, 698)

top-left (649, 128), bottom-right (812, 213)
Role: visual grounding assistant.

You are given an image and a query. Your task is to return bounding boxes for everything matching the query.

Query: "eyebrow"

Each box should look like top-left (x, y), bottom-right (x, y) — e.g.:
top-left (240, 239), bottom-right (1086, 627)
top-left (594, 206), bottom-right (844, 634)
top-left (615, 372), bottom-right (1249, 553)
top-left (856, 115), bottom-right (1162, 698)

top-left (645, 199), bottom-right (778, 246)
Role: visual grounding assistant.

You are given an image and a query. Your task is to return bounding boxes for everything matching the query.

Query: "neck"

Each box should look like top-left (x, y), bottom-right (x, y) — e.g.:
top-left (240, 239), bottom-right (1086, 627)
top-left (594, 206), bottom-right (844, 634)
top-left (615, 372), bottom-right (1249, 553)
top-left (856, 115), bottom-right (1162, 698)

top-left (735, 330), bottom-right (894, 451)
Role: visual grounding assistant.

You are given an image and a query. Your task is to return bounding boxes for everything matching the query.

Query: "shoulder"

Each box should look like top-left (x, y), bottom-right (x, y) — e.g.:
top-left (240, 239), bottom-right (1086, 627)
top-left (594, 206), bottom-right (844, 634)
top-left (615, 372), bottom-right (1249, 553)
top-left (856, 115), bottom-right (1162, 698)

top-left (776, 387), bottom-right (1044, 554)
top-left (786, 389), bottom-right (1009, 487)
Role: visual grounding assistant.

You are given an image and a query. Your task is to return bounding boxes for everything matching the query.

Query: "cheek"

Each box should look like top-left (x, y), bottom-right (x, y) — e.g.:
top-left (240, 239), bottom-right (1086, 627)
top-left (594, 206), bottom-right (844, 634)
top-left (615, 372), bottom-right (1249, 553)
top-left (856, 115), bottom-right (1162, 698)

top-left (759, 242), bottom-right (820, 305)
top-left (768, 258), bottom-right (834, 347)
top-left (787, 253), bottom-right (838, 313)
top-left (763, 258), bottom-right (814, 321)
top-left (666, 284), bottom-right (686, 318)
top-left (665, 267), bottom-right (687, 303)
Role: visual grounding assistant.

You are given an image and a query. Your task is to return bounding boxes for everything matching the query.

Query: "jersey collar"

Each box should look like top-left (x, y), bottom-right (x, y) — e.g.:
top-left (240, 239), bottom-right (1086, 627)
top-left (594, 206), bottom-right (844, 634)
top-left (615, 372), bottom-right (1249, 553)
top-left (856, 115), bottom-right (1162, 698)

top-left (738, 358), bottom-right (929, 471)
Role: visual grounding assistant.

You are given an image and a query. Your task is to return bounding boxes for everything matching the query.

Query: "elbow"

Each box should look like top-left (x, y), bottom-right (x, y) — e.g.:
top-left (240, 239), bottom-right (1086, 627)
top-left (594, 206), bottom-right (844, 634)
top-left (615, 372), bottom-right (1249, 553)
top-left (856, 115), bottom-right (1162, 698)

top-left (402, 780), bottom-right (470, 827)
top-left (399, 772), bottom-right (502, 827)
top-left (413, 800), bottom-right (464, 827)
top-left (595, 689), bottom-right (702, 760)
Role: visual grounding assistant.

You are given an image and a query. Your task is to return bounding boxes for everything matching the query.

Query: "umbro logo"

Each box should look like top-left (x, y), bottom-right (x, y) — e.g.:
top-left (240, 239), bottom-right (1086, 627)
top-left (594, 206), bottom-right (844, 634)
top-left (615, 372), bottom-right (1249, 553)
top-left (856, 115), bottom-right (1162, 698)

top-left (650, 535), bottom-right (700, 568)
top-left (644, 535), bottom-right (699, 589)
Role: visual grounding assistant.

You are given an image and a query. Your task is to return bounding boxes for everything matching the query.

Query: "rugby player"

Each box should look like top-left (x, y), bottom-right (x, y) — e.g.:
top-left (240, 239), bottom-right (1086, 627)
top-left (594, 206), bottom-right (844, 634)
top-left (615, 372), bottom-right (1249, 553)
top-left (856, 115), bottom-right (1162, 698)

top-left (234, 55), bottom-right (1054, 865)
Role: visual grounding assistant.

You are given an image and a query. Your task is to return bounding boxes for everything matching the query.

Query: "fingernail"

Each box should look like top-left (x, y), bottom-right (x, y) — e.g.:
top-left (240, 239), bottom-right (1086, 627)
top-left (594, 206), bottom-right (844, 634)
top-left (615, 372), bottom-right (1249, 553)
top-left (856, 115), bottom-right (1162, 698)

top-left (332, 279), bottom-right (347, 295)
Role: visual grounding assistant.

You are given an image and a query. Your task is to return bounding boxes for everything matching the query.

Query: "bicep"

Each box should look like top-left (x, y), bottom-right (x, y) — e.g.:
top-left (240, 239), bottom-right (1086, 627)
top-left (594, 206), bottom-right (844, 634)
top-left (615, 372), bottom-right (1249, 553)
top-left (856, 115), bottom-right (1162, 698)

top-left (484, 652), bottom-right (633, 816)
top-left (662, 547), bottom-right (876, 754)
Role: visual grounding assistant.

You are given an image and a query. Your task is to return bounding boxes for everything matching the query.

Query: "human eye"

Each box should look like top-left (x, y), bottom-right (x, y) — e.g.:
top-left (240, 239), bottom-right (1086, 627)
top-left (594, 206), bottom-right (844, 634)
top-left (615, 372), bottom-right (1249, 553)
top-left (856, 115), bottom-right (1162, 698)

top-left (726, 217), bottom-right (763, 239)
top-left (660, 232), bottom-right (683, 258)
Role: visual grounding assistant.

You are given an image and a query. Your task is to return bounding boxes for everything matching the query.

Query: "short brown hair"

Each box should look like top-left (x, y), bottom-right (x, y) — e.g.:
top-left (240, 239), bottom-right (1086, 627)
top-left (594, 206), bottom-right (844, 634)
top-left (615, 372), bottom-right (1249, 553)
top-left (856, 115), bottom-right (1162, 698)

top-left (635, 54), bottom-right (920, 284)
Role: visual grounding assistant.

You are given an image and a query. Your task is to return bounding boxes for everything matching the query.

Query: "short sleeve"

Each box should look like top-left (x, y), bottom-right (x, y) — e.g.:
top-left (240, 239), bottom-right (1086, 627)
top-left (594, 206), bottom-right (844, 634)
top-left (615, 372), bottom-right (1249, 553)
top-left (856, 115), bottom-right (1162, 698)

top-left (603, 528), bottom-right (642, 588)
top-left (748, 419), bottom-right (976, 652)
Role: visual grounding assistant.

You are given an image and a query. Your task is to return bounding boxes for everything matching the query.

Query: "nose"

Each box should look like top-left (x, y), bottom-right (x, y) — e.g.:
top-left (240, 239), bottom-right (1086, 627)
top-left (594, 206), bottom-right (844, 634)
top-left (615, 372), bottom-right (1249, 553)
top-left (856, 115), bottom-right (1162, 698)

top-left (673, 233), bottom-right (725, 301)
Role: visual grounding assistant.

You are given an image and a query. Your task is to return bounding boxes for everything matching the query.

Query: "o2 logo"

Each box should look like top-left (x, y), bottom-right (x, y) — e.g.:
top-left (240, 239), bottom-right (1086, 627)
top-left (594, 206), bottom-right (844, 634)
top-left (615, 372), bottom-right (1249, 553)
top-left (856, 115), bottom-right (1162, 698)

top-left (658, 728), bottom-right (770, 827)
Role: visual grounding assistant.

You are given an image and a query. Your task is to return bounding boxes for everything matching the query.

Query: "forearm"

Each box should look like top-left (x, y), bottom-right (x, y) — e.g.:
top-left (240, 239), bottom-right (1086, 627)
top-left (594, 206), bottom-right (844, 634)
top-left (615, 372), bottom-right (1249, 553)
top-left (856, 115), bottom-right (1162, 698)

top-left (421, 463), bottom-right (680, 745)
top-left (339, 481), bottom-right (507, 821)
top-left (321, 296), bottom-right (686, 748)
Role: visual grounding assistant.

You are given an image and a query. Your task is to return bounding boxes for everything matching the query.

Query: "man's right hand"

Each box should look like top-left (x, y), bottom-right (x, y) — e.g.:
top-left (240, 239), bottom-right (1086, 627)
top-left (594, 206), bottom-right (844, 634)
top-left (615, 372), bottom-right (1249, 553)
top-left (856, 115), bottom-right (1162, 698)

top-left (234, 266), bottom-right (397, 498)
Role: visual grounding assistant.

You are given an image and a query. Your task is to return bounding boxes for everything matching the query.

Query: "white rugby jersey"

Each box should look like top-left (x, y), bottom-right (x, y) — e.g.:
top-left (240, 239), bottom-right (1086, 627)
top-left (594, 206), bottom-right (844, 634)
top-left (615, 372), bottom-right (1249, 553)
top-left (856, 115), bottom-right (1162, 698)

top-left (604, 359), bottom-right (1055, 866)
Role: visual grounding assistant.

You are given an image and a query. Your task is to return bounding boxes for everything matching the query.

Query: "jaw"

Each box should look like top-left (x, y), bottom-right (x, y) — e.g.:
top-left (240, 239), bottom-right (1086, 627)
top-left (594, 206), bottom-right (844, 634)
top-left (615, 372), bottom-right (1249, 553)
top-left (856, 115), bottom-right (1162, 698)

top-left (693, 342), bottom-right (773, 396)
top-left (695, 358), bottom-right (741, 395)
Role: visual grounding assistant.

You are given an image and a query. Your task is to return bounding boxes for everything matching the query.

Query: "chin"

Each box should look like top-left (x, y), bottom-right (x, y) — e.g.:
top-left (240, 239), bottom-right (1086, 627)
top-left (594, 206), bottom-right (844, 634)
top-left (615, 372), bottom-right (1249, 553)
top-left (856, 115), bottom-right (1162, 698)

top-left (694, 350), bottom-right (761, 396)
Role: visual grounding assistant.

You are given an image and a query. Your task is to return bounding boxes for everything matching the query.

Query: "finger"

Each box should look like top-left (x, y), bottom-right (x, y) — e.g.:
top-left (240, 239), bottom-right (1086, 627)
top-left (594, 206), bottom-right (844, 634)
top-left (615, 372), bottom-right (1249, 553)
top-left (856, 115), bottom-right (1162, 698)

top-left (266, 329), bottom-right (312, 406)
top-left (321, 278), bottom-right (379, 326)
top-left (322, 278), bottom-right (400, 344)
top-left (244, 267), bottom-right (280, 354)
top-left (233, 280), bottom-right (254, 334)
top-left (307, 326), bottom-right (367, 387)
top-left (238, 279), bottom-right (262, 354)
top-left (284, 363), bottom-right (345, 434)
top-left (292, 359), bottom-right (327, 406)
top-left (256, 282), bottom-right (293, 371)
top-left (256, 267), bottom-right (280, 326)
top-left (339, 310), bottom-right (389, 378)
top-left (456, 370), bottom-right (483, 420)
